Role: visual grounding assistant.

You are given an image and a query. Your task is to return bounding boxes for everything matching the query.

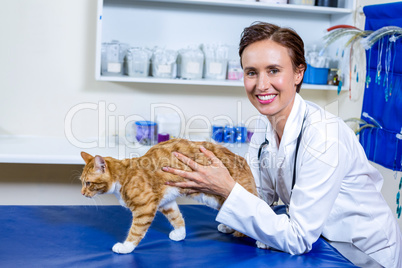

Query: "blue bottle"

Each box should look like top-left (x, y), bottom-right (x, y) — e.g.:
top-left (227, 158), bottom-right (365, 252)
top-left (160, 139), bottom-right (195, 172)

top-left (212, 125), bottom-right (224, 143)
top-left (224, 126), bottom-right (236, 143)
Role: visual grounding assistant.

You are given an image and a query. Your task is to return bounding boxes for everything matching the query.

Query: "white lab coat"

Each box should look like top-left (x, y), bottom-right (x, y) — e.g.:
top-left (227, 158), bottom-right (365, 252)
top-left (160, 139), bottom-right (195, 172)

top-left (216, 94), bottom-right (402, 268)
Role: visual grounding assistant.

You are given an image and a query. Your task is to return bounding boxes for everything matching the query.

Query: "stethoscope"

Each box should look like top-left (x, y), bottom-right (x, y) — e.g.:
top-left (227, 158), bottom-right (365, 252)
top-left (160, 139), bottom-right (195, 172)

top-left (257, 110), bottom-right (307, 206)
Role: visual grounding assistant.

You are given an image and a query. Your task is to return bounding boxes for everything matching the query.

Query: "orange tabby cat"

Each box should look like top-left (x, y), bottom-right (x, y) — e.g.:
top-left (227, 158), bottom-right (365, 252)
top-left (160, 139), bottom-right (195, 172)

top-left (80, 138), bottom-right (257, 254)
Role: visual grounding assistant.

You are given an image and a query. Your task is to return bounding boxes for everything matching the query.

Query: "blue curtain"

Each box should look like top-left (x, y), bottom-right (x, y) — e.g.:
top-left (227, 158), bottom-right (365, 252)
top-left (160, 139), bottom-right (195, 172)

top-left (360, 2), bottom-right (402, 171)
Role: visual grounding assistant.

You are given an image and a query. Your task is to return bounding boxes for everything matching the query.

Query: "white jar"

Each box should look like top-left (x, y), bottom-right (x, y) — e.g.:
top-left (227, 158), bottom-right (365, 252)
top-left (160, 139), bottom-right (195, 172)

top-left (126, 47), bottom-right (152, 77)
top-left (178, 47), bottom-right (204, 80)
top-left (202, 44), bottom-right (229, 80)
top-left (289, 0), bottom-right (315, 5)
top-left (227, 45), bottom-right (243, 81)
top-left (101, 40), bottom-right (129, 76)
top-left (259, 0), bottom-right (287, 4)
top-left (155, 113), bottom-right (182, 139)
top-left (151, 48), bottom-right (178, 78)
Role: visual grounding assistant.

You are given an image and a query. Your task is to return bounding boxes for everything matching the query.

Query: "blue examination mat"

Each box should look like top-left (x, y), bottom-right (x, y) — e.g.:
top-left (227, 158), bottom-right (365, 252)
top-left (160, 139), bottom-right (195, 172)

top-left (0, 205), bottom-right (356, 267)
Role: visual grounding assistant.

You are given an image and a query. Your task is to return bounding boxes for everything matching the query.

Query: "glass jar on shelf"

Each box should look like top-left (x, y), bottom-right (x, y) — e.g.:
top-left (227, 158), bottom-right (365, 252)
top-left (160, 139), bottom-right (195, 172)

top-left (327, 68), bottom-right (339, 85)
top-left (101, 40), bottom-right (129, 76)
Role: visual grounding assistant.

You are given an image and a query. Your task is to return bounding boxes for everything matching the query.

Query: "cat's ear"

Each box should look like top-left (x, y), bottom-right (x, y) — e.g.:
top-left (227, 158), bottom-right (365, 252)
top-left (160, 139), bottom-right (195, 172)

top-left (81, 152), bottom-right (94, 164)
top-left (94, 155), bottom-right (107, 173)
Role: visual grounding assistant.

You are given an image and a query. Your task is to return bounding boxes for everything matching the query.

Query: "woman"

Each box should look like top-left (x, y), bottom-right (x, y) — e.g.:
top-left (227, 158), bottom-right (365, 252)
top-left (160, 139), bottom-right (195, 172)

top-left (163, 22), bottom-right (401, 268)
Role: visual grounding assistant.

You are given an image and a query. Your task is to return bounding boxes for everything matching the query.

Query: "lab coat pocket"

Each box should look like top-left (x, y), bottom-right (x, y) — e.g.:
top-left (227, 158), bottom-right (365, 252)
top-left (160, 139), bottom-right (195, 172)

top-left (368, 246), bottom-right (393, 268)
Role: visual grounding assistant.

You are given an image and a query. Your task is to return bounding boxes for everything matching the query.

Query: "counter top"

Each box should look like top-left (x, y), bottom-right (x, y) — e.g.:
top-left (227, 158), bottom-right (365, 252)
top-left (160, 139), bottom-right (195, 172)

top-left (0, 135), bottom-right (249, 165)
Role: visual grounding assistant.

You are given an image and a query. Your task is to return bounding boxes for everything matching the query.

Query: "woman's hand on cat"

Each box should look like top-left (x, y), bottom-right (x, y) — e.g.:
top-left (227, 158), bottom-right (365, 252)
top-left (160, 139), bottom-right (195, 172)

top-left (162, 146), bottom-right (236, 198)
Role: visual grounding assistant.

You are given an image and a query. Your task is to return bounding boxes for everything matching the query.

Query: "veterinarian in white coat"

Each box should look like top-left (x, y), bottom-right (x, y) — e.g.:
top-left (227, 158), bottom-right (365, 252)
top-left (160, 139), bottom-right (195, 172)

top-left (164, 22), bottom-right (402, 268)
top-left (216, 93), bottom-right (402, 268)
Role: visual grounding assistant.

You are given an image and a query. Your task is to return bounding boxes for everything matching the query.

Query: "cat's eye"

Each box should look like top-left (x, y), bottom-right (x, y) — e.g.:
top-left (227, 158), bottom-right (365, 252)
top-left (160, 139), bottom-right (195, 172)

top-left (85, 181), bottom-right (91, 187)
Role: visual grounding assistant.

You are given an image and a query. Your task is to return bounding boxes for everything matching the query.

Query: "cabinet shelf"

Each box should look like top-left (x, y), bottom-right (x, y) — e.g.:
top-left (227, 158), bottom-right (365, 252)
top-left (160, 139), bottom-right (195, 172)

top-left (98, 75), bottom-right (340, 91)
top-left (133, 0), bottom-right (352, 15)
top-left (96, 0), bottom-right (354, 90)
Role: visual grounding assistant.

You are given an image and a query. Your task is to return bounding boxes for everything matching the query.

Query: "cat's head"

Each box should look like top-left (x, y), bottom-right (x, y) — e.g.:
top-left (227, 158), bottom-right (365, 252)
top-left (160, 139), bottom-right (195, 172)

top-left (80, 152), bottom-right (116, 198)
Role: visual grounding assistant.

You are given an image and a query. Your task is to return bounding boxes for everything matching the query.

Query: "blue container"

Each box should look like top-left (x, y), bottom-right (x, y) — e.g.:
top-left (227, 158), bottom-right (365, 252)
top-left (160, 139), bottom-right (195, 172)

top-left (212, 126), bottom-right (224, 142)
top-left (224, 126), bottom-right (236, 143)
top-left (304, 64), bottom-right (329, 85)
top-left (135, 121), bottom-right (157, 145)
top-left (235, 126), bottom-right (247, 143)
top-left (247, 130), bottom-right (254, 143)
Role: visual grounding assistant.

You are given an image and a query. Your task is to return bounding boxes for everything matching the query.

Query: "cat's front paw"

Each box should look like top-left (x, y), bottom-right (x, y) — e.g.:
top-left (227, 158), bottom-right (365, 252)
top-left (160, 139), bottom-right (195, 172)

top-left (217, 223), bottom-right (234, 234)
top-left (169, 227), bottom-right (186, 241)
top-left (256, 241), bottom-right (270, 249)
top-left (112, 241), bottom-right (135, 254)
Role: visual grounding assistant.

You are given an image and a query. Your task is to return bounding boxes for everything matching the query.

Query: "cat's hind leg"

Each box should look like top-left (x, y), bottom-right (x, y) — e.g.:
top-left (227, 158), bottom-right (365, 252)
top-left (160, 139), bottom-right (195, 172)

top-left (256, 241), bottom-right (270, 249)
top-left (112, 204), bottom-right (158, 254)
top-left (159, 200), bottom-right (186, 241)
top-left (217, 224), bottom-right (247, 237)
top-left (217, 224), bottom-right (235, 234)
top-left (192, 194), bottom-right (235, 236)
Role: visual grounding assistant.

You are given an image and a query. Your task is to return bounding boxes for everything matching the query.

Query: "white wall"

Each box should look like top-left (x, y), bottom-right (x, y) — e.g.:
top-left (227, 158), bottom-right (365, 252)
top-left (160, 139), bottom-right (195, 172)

top-left (0, 0), bottom-right (348, 141)
top-left (0, 0), bottom-right (400, 228)
top-left (0, 0), bottom-right (256, 140)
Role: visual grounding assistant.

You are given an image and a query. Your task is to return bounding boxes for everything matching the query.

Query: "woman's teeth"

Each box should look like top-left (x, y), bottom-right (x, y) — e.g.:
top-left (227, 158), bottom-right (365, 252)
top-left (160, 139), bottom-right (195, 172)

top-left (257, 95), bottom-right (275, 101)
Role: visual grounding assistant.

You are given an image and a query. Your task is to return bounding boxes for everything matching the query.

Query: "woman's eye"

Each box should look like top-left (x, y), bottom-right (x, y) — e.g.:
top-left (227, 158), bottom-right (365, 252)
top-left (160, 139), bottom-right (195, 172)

top-left (246, 70), bottom-right (256, 76)
top-left (269, 69), bottom-right (279, 74)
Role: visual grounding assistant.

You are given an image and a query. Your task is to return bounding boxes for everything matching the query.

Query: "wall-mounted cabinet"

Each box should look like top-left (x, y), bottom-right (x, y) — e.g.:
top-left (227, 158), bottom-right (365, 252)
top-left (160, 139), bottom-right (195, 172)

top-left (95, 0), bottom-right (355, 91)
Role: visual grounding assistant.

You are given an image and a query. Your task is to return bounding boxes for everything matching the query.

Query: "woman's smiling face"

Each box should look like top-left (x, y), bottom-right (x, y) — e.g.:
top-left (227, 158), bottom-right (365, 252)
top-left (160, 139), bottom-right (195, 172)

top-left (241, 39), bottom-right (303, 122)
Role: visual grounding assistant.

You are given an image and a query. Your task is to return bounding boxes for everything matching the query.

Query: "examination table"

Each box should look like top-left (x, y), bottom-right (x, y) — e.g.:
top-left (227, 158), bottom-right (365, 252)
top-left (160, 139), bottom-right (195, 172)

top-left (0, 205), bottom-right (360, 267)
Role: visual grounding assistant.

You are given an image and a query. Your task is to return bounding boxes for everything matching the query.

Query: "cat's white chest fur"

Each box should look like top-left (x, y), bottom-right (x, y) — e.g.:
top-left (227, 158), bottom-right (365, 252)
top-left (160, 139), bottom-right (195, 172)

top-left (108, 182), bottom-right (127, 207)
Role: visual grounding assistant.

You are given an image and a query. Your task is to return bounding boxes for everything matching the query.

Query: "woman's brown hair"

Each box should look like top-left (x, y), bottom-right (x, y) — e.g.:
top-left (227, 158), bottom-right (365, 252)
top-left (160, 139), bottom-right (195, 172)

top-left (239, 22), bottom-right (307, 93)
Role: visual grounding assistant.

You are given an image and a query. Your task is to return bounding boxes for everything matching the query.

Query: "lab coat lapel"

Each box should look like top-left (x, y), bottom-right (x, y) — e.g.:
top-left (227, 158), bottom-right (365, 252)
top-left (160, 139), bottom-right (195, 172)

top-left (253, 94), bottom-right (307, 205)
top-left (280, 94), bottom-right (306, 153)
top-left (277, 94), bottom-right (307, 204)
